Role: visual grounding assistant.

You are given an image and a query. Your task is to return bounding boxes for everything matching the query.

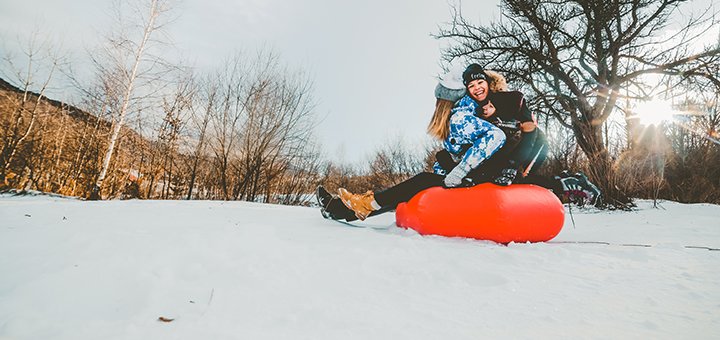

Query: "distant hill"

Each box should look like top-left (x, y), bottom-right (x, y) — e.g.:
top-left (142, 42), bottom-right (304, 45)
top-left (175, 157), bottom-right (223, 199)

top-left (0, 77), bottom-right (151, 198)
top-left (0, 77), bottom-right (101, 125)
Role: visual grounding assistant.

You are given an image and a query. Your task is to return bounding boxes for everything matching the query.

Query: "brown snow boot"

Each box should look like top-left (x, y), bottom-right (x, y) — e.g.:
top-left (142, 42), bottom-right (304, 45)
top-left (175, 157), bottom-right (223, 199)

top-left (337, 188), bottom-right (378, 221)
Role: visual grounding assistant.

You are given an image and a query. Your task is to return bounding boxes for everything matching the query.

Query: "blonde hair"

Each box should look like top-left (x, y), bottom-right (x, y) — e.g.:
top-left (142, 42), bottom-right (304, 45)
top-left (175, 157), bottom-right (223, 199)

top-left (427, 98), bottom-right (455, 140)
top-left (426, 70), bottom-right (507, 141)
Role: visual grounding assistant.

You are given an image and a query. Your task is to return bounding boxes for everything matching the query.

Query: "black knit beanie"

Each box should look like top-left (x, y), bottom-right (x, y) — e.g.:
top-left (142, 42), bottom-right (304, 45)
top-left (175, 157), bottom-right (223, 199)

top-left (462, 63), bottom-right (487, 86)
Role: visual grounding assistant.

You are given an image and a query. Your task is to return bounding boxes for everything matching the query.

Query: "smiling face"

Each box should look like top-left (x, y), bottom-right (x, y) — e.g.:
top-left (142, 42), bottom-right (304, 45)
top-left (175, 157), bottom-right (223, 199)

top-left (466, 79), bottom-right (489, 102)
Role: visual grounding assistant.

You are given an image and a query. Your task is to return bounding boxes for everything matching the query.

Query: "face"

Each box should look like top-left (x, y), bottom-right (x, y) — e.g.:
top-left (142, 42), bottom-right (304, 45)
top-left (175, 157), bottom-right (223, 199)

top-left (480, 100), bottom-right (495, 119)
top-left (466, 79), bottom-right (489, 102)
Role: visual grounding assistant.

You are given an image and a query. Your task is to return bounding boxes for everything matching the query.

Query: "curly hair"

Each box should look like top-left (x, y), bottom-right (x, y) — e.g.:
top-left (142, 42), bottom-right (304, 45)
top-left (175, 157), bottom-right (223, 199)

top-left (484, 70), bottom-right (508, 92)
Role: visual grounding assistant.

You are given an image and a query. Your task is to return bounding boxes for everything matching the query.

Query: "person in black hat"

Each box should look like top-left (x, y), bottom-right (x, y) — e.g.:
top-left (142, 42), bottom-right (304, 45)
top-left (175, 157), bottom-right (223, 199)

top-left (317, 66), bottom-right (507, 221)
top-left (438, 63), bottom-right (601, 204)
top-left (458, 63), bottom-right (543, 185)
top-left (317, 64), bottom-right (602, 222)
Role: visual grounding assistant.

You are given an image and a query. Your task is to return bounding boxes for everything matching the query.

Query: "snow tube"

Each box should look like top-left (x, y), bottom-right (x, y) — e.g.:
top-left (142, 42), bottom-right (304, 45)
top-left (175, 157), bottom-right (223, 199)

top-left (395, 183), bottom-right (564, 243)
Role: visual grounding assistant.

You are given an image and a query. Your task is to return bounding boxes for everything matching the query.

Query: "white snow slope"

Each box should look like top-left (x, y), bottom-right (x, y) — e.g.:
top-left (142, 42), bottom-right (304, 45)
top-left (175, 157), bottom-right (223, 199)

top-left (0, 195), bottom-right (718, 340)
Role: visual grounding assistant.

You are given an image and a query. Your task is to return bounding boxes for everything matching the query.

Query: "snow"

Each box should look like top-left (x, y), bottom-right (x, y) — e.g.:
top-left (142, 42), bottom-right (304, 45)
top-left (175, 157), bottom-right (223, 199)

top-left (0, 194), bottom-right (718, 339)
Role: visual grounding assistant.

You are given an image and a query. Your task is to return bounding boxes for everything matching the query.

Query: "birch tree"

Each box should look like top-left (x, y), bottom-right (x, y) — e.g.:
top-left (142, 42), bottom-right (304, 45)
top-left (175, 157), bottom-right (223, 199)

top-left (89, 0), bottom-right (172, 199)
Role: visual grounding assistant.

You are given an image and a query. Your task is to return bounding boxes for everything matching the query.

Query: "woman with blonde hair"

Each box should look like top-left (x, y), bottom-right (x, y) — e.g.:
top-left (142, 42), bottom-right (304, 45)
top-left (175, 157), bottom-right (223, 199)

top-left (318, 63), bottom-right (602, 221)
top-left (432, 64), bottom-right (601, 204)
top-left (318, 64), bottom-right (506, 221)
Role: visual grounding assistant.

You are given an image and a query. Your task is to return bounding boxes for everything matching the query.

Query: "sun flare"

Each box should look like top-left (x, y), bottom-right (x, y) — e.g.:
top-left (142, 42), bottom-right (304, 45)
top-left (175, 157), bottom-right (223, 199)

top-left (632, 99), bottom-right (677, 126)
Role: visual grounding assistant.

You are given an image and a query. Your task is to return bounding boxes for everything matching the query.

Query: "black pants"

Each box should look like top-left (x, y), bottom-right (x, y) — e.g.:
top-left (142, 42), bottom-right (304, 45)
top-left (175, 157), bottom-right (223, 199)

top-left (478, 128), bottom-right (548, 178)
top-left (436, 128), bottom-right (548, 183)
top-left (324, 172), bottom-right (444, 221)
top-left (325, 130), bottom-right (557, 221)
top-left (517, 173), bottom-right (563, 194)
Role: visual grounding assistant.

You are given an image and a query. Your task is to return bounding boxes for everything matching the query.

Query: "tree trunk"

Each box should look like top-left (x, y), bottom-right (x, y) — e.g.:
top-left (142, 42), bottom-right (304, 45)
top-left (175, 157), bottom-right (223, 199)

top-left (91, 0), bottom-right (162, 200)
top-left (573, 118), bottom-right (633, 208)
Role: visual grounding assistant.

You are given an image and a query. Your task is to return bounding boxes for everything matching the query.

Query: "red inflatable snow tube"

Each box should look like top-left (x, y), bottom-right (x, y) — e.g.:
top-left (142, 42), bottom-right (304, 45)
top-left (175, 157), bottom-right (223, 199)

top-left (395, 183), bottom-right (565, 244)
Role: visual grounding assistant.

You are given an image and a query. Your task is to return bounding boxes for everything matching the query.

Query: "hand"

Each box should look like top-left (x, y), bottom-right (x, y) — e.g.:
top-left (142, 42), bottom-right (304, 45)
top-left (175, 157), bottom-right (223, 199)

top-left (444, 166), bottom-right (468, 188)
top-left (480, 100), bottom-right (495, 118)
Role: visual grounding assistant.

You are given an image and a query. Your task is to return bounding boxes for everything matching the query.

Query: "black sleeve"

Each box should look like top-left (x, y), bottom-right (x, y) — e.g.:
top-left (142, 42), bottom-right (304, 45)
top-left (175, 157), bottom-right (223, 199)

top-left (435, 149), bottom-right (458, 172)
top-left (517, 93), bottom-right (534, 124)
top-left (487, 91), bottom-right (534, 124)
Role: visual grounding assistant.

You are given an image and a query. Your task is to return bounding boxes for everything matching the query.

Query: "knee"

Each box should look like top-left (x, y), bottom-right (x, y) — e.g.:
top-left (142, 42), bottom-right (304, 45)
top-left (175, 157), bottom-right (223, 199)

top-left (488, 128), bottom-right (506, 151)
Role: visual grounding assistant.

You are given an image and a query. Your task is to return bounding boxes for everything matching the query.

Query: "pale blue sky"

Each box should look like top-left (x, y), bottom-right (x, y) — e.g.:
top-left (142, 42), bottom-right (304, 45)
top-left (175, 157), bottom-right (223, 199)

top-left (0, 0), bottom-right (494, 165)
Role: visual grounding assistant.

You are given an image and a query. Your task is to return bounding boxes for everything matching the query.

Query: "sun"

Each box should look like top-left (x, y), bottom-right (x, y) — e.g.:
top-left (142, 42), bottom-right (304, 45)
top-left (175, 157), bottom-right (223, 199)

top-left (632, 99), bottom-right (676, 126)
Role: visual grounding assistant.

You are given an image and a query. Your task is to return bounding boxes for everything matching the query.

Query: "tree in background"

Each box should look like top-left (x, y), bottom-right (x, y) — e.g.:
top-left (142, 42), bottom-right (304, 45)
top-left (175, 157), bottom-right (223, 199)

top-left (89, 0), bottom-right (173, 200)
top-left (438, 0), bottom-right (720, 208)
top-left (664, 90), bottom-right (720, 203)
top-left (0, 32), bottom-right (64, 187)
top-left (185, 76), bottom-right (214, 200)
top-left (366, 136), bottom-right (428, 191)
top-left (235, 55), bottom-right (318, 203)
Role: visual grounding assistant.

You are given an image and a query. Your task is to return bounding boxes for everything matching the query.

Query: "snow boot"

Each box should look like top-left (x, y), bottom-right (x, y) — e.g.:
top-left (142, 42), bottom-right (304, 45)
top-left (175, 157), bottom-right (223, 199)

top-left (337, 188), bottom-right (379, 221)
top-left (493, 168), bottom-right (517, 186)
top-left (560, 174), bottom-right (600, 206)
top-left (572, 172), bottom-right (602, 206)
top-left (316, 185), bottom-right (334, 219)
top-left (559, 176), bottom-right (589, 205)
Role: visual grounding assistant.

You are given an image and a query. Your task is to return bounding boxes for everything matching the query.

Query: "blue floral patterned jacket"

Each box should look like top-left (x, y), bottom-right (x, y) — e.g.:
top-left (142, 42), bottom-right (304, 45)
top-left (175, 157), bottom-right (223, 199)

top-left (434, 95), bottom-right (506, 176)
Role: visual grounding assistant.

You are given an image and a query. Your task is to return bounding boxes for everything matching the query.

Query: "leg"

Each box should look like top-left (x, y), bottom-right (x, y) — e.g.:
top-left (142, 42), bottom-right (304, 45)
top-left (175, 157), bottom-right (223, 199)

top-left (337, 172), bottom-right (445, 220)
top-left (324, 196), bottom-right (396, 221)
top-left (519, 129), bottom-right (548, 175)
top-left (517, 173), bottom-right (563, 194)
top-left (494, 128), bottom-right (548, 185)
top-left (373, 172), bottom-right (445, 208)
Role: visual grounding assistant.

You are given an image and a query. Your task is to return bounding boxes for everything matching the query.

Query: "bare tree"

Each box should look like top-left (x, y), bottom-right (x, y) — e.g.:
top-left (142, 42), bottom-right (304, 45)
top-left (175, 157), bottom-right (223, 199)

top-left (274, 143), bottom-right (324, 205)
top-left (185, 76), bottom-right (214, 200)
top-left (366, 136), bottom-right (426, 191)
top-left (207, 56), bottom-right (248, 200)
top-left (0, 33), bottom-right (63, 186)
top-left (438, 0), bottom-right (720, 208)
top-left (663, 90), bottom-right (720, 203)
top-left (89, 0), bottom-right (173, 199)
top-left (140, 74), bottom-right (194, 199)
top-left (232, 51), bottom-right (317, 203)
top-left (200, 50), bottom-right (319, 203)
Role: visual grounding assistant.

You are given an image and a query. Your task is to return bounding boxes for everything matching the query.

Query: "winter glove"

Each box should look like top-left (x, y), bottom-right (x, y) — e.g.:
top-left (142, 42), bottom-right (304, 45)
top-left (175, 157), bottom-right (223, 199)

top-left (493, 118), bottom-right (521, 130)
top-left (493, 168), bottom-right (518, 186)
top-left (443, 165), bottom-right (470, 188)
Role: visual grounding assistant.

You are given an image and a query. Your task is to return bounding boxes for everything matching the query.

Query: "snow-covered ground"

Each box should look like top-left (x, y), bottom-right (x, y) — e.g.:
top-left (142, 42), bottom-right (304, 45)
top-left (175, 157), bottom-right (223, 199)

top-left (0, 194), bottom-right (718, 339)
